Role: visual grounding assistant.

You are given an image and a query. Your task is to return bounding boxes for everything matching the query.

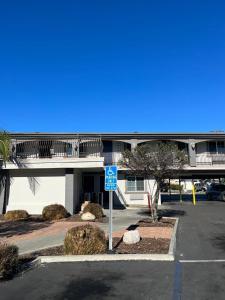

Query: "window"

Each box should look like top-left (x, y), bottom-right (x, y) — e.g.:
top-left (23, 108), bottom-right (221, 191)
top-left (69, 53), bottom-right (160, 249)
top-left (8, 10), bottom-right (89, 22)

top-left (208, 142), bottom-right (217, 154)
top-left (127, 176), bottom-right (144, 192)
top-left (102, 141), bottom-right (112, 153)
top-left (217, 141), bottom-right (225, 154)
top-left (208, 141), bottom-right (225, 154)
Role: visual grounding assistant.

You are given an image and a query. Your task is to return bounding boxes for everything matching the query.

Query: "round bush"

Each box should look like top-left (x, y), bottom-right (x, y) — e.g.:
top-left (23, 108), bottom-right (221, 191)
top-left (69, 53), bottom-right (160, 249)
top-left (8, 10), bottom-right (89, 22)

top-left (4, 210), bottom-right (29, 221)
top-left (83, 203), bottom-right (104, 219)
top-left (64, 224), bottom-right (107, 255)
top-left (0, 243), bottom-right (19, 279)
top-left (42, 204), bottom-right (69, 221)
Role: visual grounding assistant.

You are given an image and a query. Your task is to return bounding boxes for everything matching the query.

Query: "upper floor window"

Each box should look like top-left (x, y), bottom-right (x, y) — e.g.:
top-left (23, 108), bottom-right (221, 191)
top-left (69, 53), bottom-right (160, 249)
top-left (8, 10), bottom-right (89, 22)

top-left (102, 141), bottom-right (112, 153)
top-left (127, 176), bottom-right (144, 192)
top-left (208, 141), bottom-right (225, 154)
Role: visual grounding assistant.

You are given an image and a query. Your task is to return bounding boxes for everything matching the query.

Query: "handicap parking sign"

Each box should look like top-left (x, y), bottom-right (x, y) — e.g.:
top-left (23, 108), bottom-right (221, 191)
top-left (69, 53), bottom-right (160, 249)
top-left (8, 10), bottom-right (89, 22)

top-left (105, 165), bottom-right (117, 191)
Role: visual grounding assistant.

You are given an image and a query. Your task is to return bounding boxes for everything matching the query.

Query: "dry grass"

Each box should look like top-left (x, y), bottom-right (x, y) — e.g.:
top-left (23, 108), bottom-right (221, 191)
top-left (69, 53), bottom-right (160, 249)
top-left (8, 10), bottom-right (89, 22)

top-left (0, 243), bottom-right (19, 279)
top-left (4, 210), bottom-right (29, 221)
top-left (83, 203), bottom-right (104, 219)
top-left (64, 224), bottom-right (107, 255)
top-left (42, 204), bottom-right (69, 221)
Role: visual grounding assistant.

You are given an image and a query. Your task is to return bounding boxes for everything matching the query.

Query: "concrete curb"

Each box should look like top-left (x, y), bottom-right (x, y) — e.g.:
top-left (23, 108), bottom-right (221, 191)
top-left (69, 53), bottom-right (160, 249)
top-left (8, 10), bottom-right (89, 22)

top-left (168, 217), bottom-right (179, 256)
top-left (33, 253), bottom-right (174, 264)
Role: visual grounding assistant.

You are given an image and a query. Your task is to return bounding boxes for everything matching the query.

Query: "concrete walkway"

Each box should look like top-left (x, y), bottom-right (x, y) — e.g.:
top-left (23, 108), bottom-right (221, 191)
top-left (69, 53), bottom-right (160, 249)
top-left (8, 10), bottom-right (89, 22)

top-left (12, 208), bottom-right (149, 254)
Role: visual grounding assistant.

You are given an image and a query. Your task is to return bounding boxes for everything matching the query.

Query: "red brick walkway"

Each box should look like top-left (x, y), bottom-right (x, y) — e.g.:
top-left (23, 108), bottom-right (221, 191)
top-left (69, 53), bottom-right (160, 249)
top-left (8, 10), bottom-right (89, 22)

top-left (3, 220), bottom-right (173, 244)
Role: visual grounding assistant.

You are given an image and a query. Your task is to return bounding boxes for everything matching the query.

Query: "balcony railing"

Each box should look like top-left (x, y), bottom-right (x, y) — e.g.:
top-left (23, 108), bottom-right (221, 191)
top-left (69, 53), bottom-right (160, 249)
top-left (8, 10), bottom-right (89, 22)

top-left (11, 137), bottom-right (103, 159)
top-left (196, 154), bottom-right (225, 165)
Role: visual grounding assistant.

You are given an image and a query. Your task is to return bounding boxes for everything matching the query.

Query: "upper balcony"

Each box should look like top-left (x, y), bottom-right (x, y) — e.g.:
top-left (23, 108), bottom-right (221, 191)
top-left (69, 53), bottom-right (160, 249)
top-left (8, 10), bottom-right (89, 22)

top-left (5, 137), bottom-right (105, 169)
top-left (4, 136), bottom-right (225, 171)
top-left (195, 141), bottom-right (225, 167)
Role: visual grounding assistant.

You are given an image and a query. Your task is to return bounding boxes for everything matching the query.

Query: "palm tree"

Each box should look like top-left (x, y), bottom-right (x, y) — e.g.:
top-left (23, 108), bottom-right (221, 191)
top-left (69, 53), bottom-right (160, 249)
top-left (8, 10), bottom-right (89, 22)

top-left (0, 131), bottom-right (11, 213)
top-left (0, 131), bottom-right (11, 166)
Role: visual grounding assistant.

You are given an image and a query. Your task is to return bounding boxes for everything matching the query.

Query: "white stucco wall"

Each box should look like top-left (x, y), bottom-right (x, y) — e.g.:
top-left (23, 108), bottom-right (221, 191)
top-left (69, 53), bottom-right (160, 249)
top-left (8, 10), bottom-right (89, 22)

top-left (7, 169), bottom-right (66, 214)
top-left (117, 174), bottom-right (156, 206)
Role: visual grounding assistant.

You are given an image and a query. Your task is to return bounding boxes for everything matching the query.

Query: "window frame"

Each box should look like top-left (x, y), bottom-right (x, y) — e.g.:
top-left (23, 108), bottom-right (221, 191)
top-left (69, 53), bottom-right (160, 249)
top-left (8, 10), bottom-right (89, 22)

top-left (126, 176), bottom-right (145, 193)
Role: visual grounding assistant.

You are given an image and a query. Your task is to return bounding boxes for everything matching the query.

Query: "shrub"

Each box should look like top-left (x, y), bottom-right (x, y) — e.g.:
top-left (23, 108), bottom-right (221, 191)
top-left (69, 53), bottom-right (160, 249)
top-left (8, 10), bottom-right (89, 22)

top-left (64, 224), bottom-right (107, 255)
top-left (42, 204), bottom-right (69, 221)
top-left (0, 243), bottom-right (19, 279)
top-left (83, 203), bottom-right (104, 219)
top-left (169, 184), bottom-right (183, 192)
top-left (4, 210), bottom-right (29, 221)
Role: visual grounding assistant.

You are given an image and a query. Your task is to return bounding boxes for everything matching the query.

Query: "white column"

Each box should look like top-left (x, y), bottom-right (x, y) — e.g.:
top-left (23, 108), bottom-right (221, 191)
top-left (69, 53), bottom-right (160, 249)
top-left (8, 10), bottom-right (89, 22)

top-left (158, 191), bottom-right (162, 206)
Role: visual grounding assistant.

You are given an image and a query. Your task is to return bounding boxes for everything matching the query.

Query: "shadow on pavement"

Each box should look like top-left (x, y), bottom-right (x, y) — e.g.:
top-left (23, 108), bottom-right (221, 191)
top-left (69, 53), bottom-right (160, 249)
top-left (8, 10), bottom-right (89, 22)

top-left (211, 235), bottom-right (225, 252)
top-left (158, 209), bottom-right (186, 218)
top-left (58, 274), bottom-right (123, 299)
top-left (0, 219), bottom-right (51, 238)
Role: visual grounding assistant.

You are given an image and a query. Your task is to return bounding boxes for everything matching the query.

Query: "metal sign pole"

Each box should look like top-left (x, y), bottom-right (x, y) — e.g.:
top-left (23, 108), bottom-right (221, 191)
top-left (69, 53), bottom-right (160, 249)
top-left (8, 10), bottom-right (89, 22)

top-left (104, 165), bottom-right (117, 252)
top-left (109, 190), bottom-right (113, 251)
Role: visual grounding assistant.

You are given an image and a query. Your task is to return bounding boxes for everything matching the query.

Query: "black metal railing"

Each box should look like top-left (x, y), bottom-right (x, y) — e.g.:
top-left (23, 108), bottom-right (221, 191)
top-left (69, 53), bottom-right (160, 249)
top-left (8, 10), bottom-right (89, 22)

top-left (11, 137), bottom-right (103, 159)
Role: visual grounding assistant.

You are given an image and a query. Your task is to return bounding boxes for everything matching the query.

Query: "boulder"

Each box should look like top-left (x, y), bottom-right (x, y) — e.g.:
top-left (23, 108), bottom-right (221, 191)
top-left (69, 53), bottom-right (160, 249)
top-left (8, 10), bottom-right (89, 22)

top-left (123, 229), bottom-right (140, 244)
top-left (81, 212), bottom-right (96, 221)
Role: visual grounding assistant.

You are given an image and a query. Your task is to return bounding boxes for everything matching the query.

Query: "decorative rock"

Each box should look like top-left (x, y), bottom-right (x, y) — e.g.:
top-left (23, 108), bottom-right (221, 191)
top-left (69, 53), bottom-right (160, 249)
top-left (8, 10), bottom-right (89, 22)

top-left (81, 212), bottom-right (96, 221)
top-left (81, 201), bottom-right (90, 212)
top-left (123, 229), bottom-right (140, 244)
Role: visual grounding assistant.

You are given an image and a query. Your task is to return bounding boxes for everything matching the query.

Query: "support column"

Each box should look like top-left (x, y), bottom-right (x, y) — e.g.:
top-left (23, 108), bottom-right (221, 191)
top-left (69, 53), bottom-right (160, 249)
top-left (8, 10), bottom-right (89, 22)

top-left (65, 169), bottom-right (82, 214)
top-left (65, 169), bottom-right (74, 215)
top-left (0, 171), bottom-right (10, 214)
top-left (188, 141), bottom-right (196, 167)
top-left (131, 142), bottom-right (137, 151)
top-left (0, 181), bottom-right (5, 214)
top-left (158, 191), bottom-right (162, 206)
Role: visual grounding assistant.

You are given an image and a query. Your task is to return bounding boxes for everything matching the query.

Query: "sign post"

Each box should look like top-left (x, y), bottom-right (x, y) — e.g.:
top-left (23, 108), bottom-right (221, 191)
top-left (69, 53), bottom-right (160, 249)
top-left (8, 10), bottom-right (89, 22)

top-left (105, 165), bottom-right (117, 251)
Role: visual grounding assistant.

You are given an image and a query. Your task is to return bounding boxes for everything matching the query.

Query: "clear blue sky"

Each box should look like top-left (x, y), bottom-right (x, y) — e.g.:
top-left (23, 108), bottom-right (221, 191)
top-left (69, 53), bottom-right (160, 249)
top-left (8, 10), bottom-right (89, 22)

top-left (1, 0), bottom-right (225, 133)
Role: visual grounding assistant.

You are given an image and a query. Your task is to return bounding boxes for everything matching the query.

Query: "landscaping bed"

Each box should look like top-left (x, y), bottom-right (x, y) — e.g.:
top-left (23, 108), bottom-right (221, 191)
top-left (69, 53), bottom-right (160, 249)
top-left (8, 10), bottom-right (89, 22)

top-left (19, 236), bottom-right (170, 260)
top-left (18, 217), bottom-right (175, 260)
top-left (137, 217), bottom-right (175, 228)
top-left (66, 214), bottom-right (108, 223)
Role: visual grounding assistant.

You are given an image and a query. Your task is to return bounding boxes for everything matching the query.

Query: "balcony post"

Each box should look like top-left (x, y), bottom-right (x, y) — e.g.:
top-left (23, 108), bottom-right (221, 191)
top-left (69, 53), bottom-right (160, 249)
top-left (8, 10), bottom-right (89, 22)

top-left (10, 139), bottom-right (17, 159)
top-left (188, 141), bottom-right (196, 167)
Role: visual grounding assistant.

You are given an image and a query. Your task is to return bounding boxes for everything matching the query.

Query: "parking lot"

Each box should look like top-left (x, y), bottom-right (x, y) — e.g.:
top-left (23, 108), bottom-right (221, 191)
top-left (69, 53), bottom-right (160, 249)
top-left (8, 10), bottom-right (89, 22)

top-left (1, 201), bottom-right (225, 299)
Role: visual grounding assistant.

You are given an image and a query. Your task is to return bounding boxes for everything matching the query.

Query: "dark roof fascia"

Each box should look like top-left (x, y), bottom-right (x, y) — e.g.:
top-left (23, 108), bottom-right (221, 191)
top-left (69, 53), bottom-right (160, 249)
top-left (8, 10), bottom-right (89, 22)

top-left (9, 132), bottom-right (225, 141)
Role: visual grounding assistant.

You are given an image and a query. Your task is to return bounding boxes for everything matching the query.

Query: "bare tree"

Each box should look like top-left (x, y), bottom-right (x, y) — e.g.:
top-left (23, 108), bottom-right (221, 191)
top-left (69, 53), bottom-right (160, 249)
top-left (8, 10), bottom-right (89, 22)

top-left (119, 142), bottom-right (187, 220)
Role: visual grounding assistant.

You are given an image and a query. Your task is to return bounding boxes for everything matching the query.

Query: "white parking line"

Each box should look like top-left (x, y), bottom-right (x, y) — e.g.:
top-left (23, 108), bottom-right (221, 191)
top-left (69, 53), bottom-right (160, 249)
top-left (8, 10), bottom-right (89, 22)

top-left (180, 259), bottom-right (225, 263)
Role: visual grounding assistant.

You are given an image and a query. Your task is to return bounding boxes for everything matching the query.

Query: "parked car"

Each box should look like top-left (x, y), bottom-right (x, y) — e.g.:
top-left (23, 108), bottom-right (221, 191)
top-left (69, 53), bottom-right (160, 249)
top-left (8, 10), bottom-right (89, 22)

top-left (206, 184), bottom-right (225, 201)
top-left (194, 182), bottom-right (207, 192)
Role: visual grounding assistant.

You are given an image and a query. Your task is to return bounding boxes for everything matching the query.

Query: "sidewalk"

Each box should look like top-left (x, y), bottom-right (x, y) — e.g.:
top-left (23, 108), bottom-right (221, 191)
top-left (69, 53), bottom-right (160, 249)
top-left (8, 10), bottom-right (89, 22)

top-left (6, 208), bottom-right (150, 254)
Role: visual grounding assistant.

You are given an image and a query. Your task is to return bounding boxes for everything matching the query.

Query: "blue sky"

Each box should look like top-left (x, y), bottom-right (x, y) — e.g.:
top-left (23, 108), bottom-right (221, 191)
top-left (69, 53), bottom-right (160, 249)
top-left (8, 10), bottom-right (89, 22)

top-left (1, 0), bottom-right (225, 133)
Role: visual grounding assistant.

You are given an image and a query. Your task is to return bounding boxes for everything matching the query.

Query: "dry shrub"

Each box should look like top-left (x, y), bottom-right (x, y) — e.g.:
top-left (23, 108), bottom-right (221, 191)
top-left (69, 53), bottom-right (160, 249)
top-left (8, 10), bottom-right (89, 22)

top-left (4, 210), bottom-right (29, 221)
top-left (0, 243), bottom-right (19, 279)
top-left (42, 204), bottom-right (69, 221)
top-left (83, 203), bottom-right (104, 219)
top-left (64, 224), bottom-right (107, 255)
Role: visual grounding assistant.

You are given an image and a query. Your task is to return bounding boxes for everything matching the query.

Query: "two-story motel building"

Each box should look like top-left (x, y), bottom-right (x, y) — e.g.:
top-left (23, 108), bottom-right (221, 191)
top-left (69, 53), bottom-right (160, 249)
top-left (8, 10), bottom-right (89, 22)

top-left (1, 132), bottom-right (225, 214)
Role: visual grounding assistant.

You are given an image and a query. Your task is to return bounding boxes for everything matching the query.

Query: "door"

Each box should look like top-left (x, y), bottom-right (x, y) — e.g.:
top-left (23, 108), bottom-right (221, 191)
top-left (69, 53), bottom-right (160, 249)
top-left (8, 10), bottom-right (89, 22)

top-left (83, 176), bottom-right (94, 192)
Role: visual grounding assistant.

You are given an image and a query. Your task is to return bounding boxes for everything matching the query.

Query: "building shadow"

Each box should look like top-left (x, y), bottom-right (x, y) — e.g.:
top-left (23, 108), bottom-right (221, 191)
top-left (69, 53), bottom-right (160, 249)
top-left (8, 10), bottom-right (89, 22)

top-left (0, 218), bottom-right (51, 238)
top-left (136, 208), bottom-right (186, 218)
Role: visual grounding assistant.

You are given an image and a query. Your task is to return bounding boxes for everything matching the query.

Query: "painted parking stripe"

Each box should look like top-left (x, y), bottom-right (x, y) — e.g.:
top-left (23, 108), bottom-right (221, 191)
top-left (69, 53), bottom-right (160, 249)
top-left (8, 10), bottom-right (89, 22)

top-left (172, 261), bottom-right (182, 300)
top-left (180, 259), bottom-right (225, 263)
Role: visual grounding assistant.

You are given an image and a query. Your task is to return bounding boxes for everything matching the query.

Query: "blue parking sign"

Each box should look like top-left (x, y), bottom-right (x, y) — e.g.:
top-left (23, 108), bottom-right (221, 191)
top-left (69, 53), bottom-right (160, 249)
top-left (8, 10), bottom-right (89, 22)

top-left (105, 165), bottom-right (117, 191)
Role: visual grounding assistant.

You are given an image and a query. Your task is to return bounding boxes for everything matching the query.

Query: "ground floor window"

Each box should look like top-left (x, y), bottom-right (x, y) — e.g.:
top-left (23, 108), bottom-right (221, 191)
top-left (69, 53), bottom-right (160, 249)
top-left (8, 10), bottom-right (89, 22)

top-left (126, 176), bottom-right (144, 192)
